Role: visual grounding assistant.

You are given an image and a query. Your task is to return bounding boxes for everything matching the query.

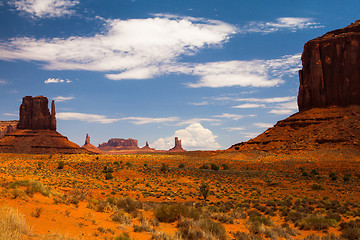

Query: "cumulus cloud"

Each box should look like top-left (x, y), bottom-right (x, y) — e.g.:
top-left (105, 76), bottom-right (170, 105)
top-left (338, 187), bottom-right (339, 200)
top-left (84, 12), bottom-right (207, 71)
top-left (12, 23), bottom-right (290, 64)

top-left (9, 0), bottom-right (79, 18)
top-left (186, 54), bottom-right (301, 88)
top-left (57, 112), bottom-right (120, 124)
top-left (241, 17), bottom-right (323, 33)
top-left (44, 78), bottom-right (72, 84)
top-left (53, 96), bottom-right (74, 102)
top-left (152, 123), bottom-right (221, 150)
top-left (0, 15), bottom-right (236, 81)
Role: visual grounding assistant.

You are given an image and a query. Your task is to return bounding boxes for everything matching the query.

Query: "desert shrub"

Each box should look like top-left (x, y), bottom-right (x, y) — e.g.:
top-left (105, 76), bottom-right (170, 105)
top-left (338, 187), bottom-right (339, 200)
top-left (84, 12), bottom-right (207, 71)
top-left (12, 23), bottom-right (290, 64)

top-left (115, 232), bottom-right (131, 240)
top-left (177, 217), bottom-right (227, 240)
top-left (311, 184), bottom-right (324, 190)
top-left (199, 164), bottom-right (209, 170)
top-left (111, 210), bottom-right (131, 225)
top-left (133, 219), bottom-right (153, 233)
top-left (57, 161), bottom-right (65, 169)
top-left (248, 214), bottom-right (273, 226)
top-left (310, 169), bottom-right (319, 176)
top-left (222, 164), bottom-right (230, 170)
top-left (343, 174), bottom-right (351, 182)
top-left (326, 212), bottom-right (341, 222)
top-left (155, 203), bottom-right (202, 223)
top-left (329, 172), bottom-right (337, 181)
top-left (296, 215), bottom-right (337, 230)
top-left (8, 180), bottom-right (52, 197)
top-left (302, 233), bottom-right (341, 240)
top-left (103, 165), bottom-right (114, 173)
top-left (160, 163), bottom-right (169, 172)
top-left (0, 206), bottom-right (28, 240)
top-left (284, 210), bottom-right (306, 223)
top-left (125, 162), bottom-right (132, 168)
top-left (178, 163), bottom-right (185, 169)
top-left (210, 163), bottom-right (219, 171)
top-left (115, 197), bottom-right (142, 213)
top-left (210, 212), bottom-right (234, 224)
top-left (340, 219), bottom-right (360, 240)
top-left (199, 182), bottom-right (210, 200)
top-left (105, 172), bottom-right (114, 180)
top-left (233, 231), bottom-right (263, 240)
top-left (31, 207), bottom-right (42, 218)
top-left (151, 231), bottom-right (179, 240)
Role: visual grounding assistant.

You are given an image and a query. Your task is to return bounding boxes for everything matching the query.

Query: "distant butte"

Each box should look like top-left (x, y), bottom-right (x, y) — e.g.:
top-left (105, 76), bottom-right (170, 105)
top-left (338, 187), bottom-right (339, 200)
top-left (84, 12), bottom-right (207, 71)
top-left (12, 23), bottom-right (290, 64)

top-left (168, 137), bottom-right (186, 152)
top-left (230, 20), bottom-right (360, 152)
top-left (0, 96), bottom-right (91, 154)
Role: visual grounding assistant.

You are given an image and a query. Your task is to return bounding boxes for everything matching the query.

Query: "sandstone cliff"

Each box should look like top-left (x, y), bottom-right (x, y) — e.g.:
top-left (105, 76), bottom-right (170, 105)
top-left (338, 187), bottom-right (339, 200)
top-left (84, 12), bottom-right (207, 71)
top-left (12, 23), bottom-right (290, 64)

top-left (0, 96), bottom-right (90, 154)
top-left (82, 134), bottom-right (103, 154)
top-left (168, 137), bottom-right (186, 152)
top-left (98, 138), bottom-right (139, 152)
top-left (298, 20), bottom-right (360, 111)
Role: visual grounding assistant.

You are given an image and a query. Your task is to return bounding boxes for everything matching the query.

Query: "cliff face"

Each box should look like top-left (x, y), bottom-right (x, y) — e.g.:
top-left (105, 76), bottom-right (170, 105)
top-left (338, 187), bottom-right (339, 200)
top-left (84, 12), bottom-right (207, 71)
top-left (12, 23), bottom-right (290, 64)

top-left (98, 138), bottom-right (139, 151)
top-left (17, 96), bottom-right (56, 130)
top-left (168, 137), bottom-right (186, 152)
top-left (298, 20), bottom-right (360, 111)
top-left (0, 121), bottom-right (18, 138)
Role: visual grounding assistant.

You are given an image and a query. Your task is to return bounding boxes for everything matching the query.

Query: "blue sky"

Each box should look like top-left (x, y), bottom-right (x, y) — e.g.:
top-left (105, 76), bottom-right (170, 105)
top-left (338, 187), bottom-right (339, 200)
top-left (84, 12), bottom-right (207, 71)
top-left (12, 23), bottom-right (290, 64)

top-left (0, 0), bottom-right (359, 150)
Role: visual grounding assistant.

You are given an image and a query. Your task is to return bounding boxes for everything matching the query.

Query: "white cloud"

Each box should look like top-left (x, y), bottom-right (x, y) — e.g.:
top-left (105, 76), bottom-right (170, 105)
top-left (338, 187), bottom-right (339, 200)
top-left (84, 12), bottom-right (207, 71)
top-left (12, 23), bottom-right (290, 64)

top-left (0, 79), bottom-right (8, 85)
top-left (176, 118), bottom-right (221, 126)
top-left (53, 96), bottom-right (74, 102)
top-left (44, 78), bottom-right (72, 84)
top-left (186, 54), bottom-right (301, 88)
top-left (235, 96), bottom-right (296, 103)
top-left (4, 113), bottom-right (18, 116)
top-left (223, 127), bottom-right (245, 132)
top-left (9, 0), bottom-right (79, 18)
top-left (0, 15), bottom-right (236, 81)
top-left (268, 100), bottom-right (298, 115)
top-left (57, 112), bottom-right (120, 124)
top-left (213, 113), bottom-right (244, 120)
top-left (232, 103), bottom-right (266, 109)
top-left (189, 101), bottom-right (208, 106)
top-left (121, 116), bottom-right (179, 125)
top-left (253, 123), bottom-right (273, 128)
top-left (268, 109), bottom-right (295, 115)
top-left (152, 123), bottom-right (221, 150)
top-left (241, 17), bottom-right (323, 33)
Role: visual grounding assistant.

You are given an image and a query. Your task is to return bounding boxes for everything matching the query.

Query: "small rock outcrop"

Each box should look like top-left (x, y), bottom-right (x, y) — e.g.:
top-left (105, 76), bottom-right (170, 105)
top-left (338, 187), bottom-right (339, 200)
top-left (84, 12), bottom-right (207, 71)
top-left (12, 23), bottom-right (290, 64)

top-left (0, 96), bottom-right (91, 154)
top-left (141, 141), bottom-right (155, 151)
top-left (298, 20), bottom-right (360, 111)
top-left (82, 134), bottom-right (103, 154)
top-left (0, 121), bottom-right (18, 138)
top-left (17, 96), bottom-right (56, 130)
top-left (168, 137), bottom-right (186, 152)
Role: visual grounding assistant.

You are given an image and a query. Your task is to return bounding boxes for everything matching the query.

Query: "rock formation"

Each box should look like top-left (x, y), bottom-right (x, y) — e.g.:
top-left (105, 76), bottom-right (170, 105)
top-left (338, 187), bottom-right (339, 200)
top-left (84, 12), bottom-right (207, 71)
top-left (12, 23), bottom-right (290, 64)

top-left (298, 20), bottom-right (360, 111)
top-left (98, 138), bottom-right (139, 152)
top-left (141, 141), bottom-right (155, 151)
top-left (17, 96), bottom-right (56, 130)
top-left (168, 137), bottom-right (186, 152)
top-left (81, 134), bottom-right (103, 154)
top-left (230, 20), bottom-right (360, 152)
top-left (0, 121), bottom-right (18, 138)
top-left (0, 96), bottom-right (91, 154)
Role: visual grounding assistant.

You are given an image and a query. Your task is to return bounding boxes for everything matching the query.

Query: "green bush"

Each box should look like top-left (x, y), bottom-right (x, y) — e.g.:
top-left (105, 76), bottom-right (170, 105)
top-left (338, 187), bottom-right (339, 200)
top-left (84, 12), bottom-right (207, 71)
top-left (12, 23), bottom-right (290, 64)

top-left (296, 215), bottom-right (337, 230)
top-left (155, 203), bottom-right (202, 223)
top-left (57, 161), bottom-right (65, 169)
top-left (210, 163), bottom-right (219, 171)
top-left (199, 182), bottom-right (210, 200)
top-left (105, 172), bottom-right (113, 180)
top-left (178, 163), bottom-right (185, 169)
top-left (222, 164), bottom-right (230, 170)
top-left (115, 232), bottom-right (131, 240)
top-left (199, 164), bottom-right (209, 170)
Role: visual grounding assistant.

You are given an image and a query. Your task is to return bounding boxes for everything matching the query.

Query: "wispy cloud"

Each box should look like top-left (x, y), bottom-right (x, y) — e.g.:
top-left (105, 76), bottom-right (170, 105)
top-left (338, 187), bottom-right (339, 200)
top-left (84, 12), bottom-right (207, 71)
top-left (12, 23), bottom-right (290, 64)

top-left (241, 17), bottom-right (323, 33)
top-left (121, 116), bottom-right (180, 125)
top-left (3, 113), bottom-right (18, 117)
top-left (0, 79), bottom-right (8, 85)
top-left (232, 103), bottom-right (266, 109)
top-left (53, 96), bottom-right (74, 102)
top-left (189, 101), bottom-right (208, 106)
top-left (44, 78), bottom-right (72, 84)
top-left (253, 122), bottom-right (273, 128)
top-left (268, 100), bottom-right (298, 115)
top-left (9, 0), bottom-right (79, 18)
top-left (235, 96), bottom-right (296, 103)
top-left (213, 113), bottom-right (245, 120)
top-left (186, 54), bottom-right (301, 88)
top-left (152, 122), bottom-right (221, 150)
top-left (223, 127), bottom-right (245, 132)
top-left (57, 112), bottom-right (120, 124)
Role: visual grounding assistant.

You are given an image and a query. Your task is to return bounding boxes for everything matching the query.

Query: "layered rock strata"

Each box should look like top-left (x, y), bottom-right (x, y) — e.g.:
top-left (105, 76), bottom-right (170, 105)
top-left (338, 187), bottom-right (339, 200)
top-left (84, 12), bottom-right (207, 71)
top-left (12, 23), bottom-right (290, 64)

top-left (0, 96), bottom-right (90, 154)
top-left (0, 121), bottom-right (18, 138)
top-left (98, 138), bottom-right (139, 152)
top-left (298, 20), bottom-right (360, 111)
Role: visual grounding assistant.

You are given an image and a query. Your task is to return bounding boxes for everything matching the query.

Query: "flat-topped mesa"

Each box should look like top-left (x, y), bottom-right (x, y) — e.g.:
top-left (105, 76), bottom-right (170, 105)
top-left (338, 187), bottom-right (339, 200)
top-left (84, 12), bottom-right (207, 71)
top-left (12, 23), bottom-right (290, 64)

top-left (17, 96), bottom-right (57, 130)
top-left (298, 20), bottom-right (360, 111)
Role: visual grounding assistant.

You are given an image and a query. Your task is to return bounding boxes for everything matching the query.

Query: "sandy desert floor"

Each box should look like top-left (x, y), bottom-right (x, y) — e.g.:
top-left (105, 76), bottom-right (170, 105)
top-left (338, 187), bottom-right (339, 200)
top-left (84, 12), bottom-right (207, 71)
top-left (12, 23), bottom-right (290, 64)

top-left (0, 148), bottom-right (360, 240)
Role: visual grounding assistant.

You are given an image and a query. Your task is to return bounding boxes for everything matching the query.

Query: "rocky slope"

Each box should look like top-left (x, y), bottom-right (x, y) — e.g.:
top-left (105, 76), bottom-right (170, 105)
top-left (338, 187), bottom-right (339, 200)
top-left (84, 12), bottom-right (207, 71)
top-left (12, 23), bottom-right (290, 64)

top-left (82, 134), bottom-right (103, 154)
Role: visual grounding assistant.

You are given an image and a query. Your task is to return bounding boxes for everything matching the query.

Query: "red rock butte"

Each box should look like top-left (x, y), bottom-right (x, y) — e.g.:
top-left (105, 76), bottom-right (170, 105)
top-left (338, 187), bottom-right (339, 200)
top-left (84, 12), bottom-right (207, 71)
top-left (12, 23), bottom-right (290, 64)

top-left (82, 134), bottom-right (103, 154)
top-left (168, 137), bottom-right (186, 152)
top-left (230, 20), bottom-right (360, 152)
top-left (0, 96), bottom-right (91, 154)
